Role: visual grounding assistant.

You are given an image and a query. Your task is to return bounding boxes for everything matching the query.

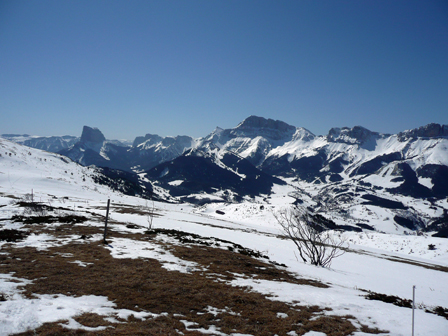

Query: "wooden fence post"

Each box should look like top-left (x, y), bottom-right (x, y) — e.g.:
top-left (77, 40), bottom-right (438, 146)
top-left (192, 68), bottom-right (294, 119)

top-left (412, 285), bottom-right (415, 336)
top-left (103, 199), bottom-right (110, 244)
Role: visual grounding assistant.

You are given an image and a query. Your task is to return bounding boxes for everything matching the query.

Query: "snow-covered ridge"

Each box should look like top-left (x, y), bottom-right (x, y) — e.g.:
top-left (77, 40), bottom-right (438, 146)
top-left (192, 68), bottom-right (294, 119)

top-left (1, 134), bottom-right (79, 153)
top-left (0, 137), bottom-right (108, 198)
top-left (0, 138), bottom-right (150, 200)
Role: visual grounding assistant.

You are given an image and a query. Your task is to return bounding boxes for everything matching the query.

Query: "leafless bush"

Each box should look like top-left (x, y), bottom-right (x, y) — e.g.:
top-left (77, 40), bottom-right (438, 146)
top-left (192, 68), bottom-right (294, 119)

top-left (21, 202), bottom-right (48, 217)
top-left (23, 193), bottom-right (33, 202)
top-left (146, 198), bottom-right (155, 230)
top-left (274, 207), bottom-right (347, 267)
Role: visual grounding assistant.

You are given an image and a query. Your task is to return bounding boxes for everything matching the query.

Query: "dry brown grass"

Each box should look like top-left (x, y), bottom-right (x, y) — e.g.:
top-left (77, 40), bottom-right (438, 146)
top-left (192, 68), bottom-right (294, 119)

top-left (1, 216), bottom-right (388, 335)
top-left (110, 204), bottom-right (161, 217)
top-left (168, 243), bottom-right (327, 287)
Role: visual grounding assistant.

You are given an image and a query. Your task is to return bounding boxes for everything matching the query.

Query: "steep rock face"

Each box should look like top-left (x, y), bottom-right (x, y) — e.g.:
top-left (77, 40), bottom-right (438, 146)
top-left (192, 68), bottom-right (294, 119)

top-left (217, 116), bottom-right (300, 144)
top-left (232, 115), bottom-right (297, 140)
top-left (327, 126), bottom-right (382, 145)
top-left (59, 126), bottom-right (124, 170)
top-left (80, 126), bottom-right (106, 144)
top-left (398, 123), bottom-right (448, 141)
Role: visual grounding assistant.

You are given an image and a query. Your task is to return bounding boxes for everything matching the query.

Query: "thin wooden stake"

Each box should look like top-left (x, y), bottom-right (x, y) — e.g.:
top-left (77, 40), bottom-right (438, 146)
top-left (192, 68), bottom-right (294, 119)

top-left (103, 199), bottom-right (110, 244)
top-left (412, 285), bottom-right (415, 336)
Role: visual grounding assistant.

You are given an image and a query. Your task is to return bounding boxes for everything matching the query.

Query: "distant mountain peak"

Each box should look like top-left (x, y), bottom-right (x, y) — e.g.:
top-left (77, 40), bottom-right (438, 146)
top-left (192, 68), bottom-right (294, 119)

top-left (133, 134), bottom-right (163, 148)
top-left (236, 115), bottom-right (295, 133)
top-left (213, 126), bottom-right (224, 134)
top-left (327, 125), bottom-right (379, 144)
top-left (227, 115), bottom-right (297, 142)
top-left (80, 126), bottom-right (106, 143)
top-left (1, 133), bottom-right (31, 138)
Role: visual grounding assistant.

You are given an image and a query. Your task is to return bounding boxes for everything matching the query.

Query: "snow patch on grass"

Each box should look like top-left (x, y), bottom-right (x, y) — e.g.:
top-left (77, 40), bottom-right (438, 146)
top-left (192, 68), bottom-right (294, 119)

top-left (107, 237), bottom-right (204, 273)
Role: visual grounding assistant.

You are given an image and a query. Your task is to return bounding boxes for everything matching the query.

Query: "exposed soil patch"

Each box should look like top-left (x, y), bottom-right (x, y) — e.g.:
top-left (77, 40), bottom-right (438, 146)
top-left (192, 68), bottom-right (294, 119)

top-left (125, 224), bottom-right (140, 229)
top-left (0, 229), bottom-right (28, 242)
top-left (147, 228), bottom-right (287, 267)
top-left (363, 290), bottom-right (448, 320)
top-left (12, 214), bottom-right (88, 225)
top-left (111, 204), bottom-right (160, 217)
top-left (426, 306), bottom-right (448, 320)
top-left (363, 290), bottom-right (412, 308)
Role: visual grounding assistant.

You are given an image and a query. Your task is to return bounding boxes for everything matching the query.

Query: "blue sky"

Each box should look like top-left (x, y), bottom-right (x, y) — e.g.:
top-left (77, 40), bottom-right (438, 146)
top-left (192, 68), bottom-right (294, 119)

top-left (1, 0), bottom-right (447, 140)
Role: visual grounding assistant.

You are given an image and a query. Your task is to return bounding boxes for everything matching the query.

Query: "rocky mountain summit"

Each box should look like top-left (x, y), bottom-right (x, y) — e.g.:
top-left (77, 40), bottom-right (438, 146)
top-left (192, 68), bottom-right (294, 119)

top-left (228, 115), bottom-right (298, 140)
top-left (80, 126), bottom-right (106, 144)
top-left (326, 126), bottom-right (383, 144)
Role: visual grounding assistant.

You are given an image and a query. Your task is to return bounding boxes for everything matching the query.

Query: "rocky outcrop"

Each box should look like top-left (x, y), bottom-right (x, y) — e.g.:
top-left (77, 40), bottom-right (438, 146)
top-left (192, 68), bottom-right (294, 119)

top-left (132, 134), bottom-right (163, 148)
top-left (327, 126), bottom-right (380, 144)
top-left (398, 123), bottom-right (448, 141)
top-left (80, 126), bottom-right (106, 144)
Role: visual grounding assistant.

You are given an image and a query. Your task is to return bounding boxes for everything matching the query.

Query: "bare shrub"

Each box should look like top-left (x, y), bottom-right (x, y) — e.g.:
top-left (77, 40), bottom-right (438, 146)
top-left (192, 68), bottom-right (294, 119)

top-left (274, 207), bottom-right (347, 267)
top-left (20, 202), bottom-right (48, 217)
top-left (146, 198), bottom-right (155, 230)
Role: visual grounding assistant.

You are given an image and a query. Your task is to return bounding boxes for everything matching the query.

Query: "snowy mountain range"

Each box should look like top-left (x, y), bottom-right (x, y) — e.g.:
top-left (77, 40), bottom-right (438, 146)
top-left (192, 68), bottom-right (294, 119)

top-left (2, 116), bottom-right (448, 237)
top-left (1, 134), bottom-right (79, 152)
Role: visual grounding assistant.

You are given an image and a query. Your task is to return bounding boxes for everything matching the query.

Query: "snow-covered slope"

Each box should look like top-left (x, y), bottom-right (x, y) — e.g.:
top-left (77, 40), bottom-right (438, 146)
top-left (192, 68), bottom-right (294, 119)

top-left (0, 138), bottom-right (447, 335)
top-left (144, 147), bottom-right (286, 204)
top-left (127, 134), bottom-right (195, 172)
top-left (0, 137), bottom-right (103, 198)
top-left (0, 138), bottom-right (151, 200)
